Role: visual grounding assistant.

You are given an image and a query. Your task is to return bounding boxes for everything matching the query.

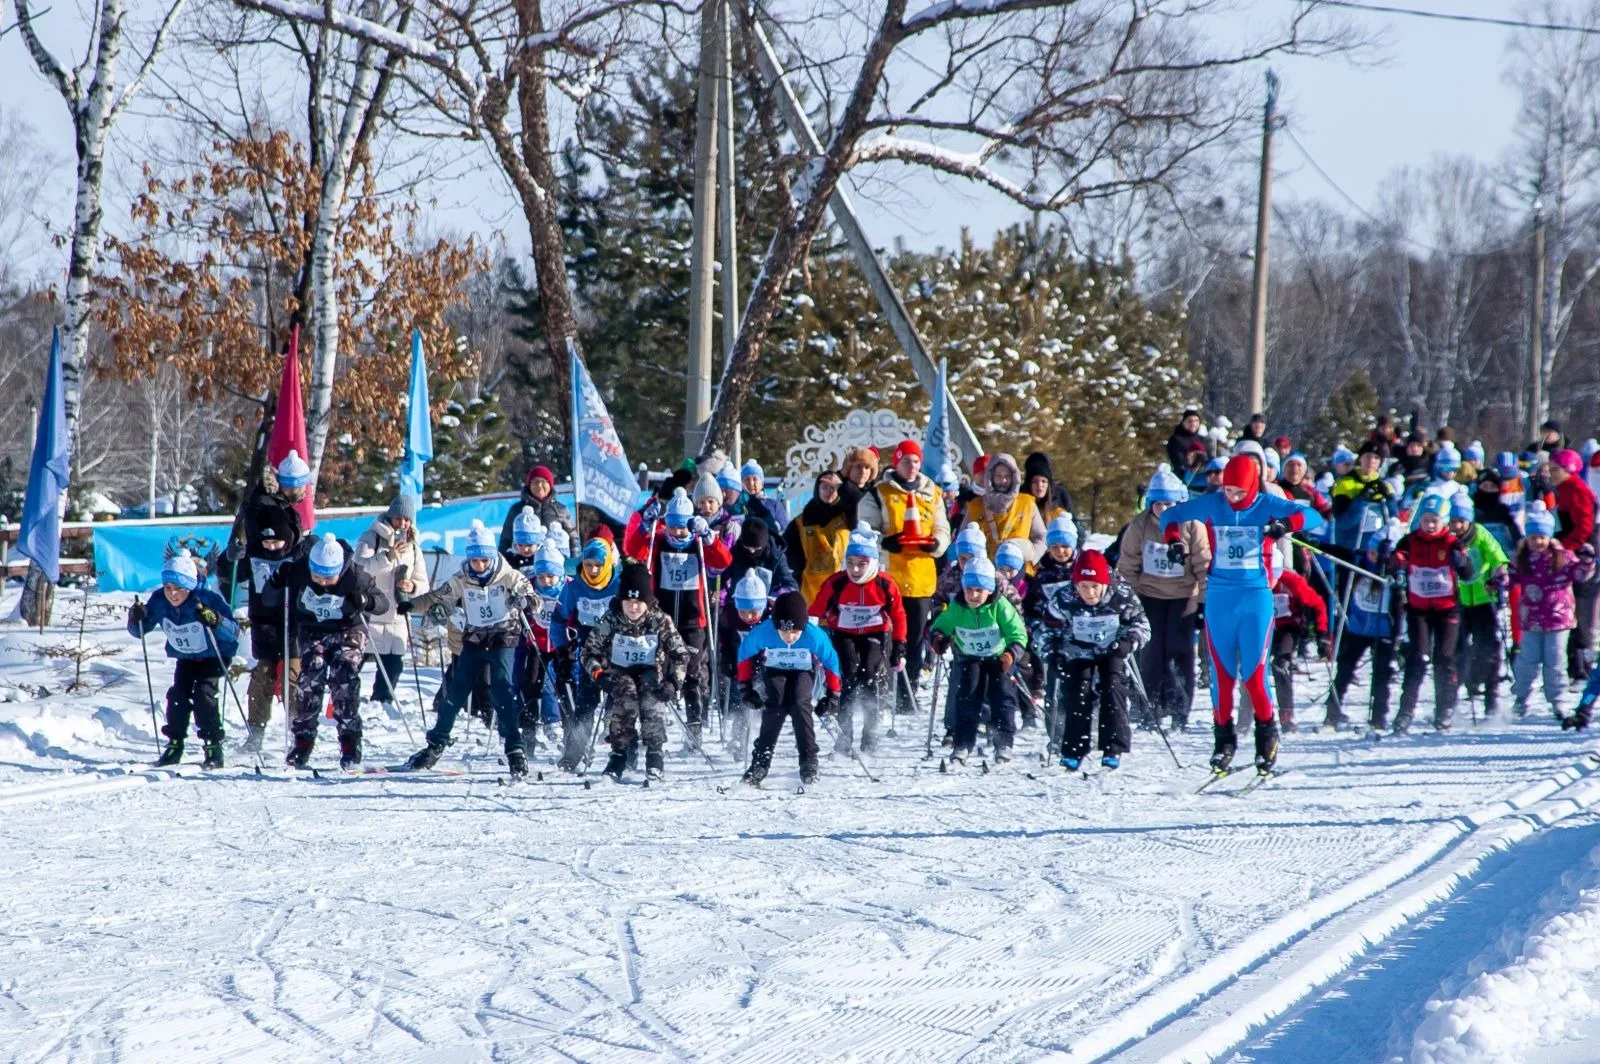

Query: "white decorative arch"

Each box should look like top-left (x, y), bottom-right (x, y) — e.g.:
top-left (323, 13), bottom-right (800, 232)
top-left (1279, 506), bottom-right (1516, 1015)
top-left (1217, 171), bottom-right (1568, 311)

top-left (780, 408), bottom-right (956, 502)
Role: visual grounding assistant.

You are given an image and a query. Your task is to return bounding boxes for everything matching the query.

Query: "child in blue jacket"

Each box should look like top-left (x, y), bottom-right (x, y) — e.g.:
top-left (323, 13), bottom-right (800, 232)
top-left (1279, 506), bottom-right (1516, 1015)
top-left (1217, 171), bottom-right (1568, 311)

top-left (737, 590), bottom-right (842, 787)
top-left (126, 550), bottom-right (240, 768)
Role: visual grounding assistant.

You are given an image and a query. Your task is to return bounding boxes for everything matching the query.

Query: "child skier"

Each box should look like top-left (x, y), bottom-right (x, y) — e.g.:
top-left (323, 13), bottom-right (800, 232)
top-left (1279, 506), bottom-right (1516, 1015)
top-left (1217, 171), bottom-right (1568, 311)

top-left (269, 533), bottom-right (389, 769)
top-left (127, 550), bottom-right (241, 769)
top-left (993, 537), bottom-right (1038, 726)
top-left (1447, 495), bottom-right (1510, 717)
top-left (238, 453), bottom-right (309, 755)
top-left (550, 530), bottom-right (619, 772)
top-left (518, 540), bottom-right (568, 743)
top-left (1269, 567), bottom-right (1329, 734)
top-left (811, 523), bottom-right (907, 756)
top-left (1048, 550), bottom-right (1148, 772)
top-left (720, 569), bottom-right (772, 755)
top-left (398, 520), bottom-right (534, 777)
top-left (1023, 514), bottom-right (1079, 752)
top-left (1511, 503), bottom-right (1595, 720)
top-left (1159, 455), bottom-right (1324, 774)
top-left (928, 555), bottom-right (1030, 764)
top-left (1389, 495), bottom-right (1475, 733)
top-left (581, 563), bottom-right (693, 783)
top-left (1324, 530), bottom-right (1402, 732)
top-left (738, 590), bottom-right (843, 786)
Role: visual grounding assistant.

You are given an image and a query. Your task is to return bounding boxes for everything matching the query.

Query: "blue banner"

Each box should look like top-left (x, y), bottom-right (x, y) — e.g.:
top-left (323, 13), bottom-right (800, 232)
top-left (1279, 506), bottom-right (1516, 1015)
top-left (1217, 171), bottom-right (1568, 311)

top-left (93, 495), bottom-right (532, 594)
top-left (399, 328), bottom-right (432, 499)
top-left (16, 327), bottom-right (69, 583)
top-left (569, 342), bottom-right (638, 525)
top-left (923, 358), bottom-right (956, 488)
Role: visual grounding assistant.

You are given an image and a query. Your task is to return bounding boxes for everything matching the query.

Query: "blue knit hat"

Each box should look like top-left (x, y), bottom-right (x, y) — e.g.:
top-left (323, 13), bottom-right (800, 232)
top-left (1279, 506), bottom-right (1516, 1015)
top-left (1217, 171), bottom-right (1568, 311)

top-left (1449, 495), bottom-right (1475, 522)
top-left (464, 520), bottom-right (497, 560)
top-left (1526, 501), bottom-right (1557, 537)
top-left (740, 460), bottom-right (764, 482)
top-left (955, 524), bottom-right (986, 560)
top-left (845, 521), bottom-right (879, 560)
top-left (513, 506), bottom-right (545, 547)
top-left (534, 540), bottom-right (566, 578)
top-left (310, 533), bottom-right (345, 577)
top-left (716, 468), bottom-right (740, 492)
top-left (1496, 451), bottom-right (1519, 478)
top-left (581, 537), bottom-right (610, 565)
top-left (162, 550), bottom-right (200, 590)
top-left (545, 521), bottom-right (571, 557)
top-left (1145, 463), bottom-right (1188, 504)
top-left (1046, 514), bottom-right (1078, 549)
top-left (733, 569), bottom-right (770, 612)
top-left (1433, 445), bottom-right (1461, 475)
top-left (1416, 494), bottom-right (1447, 521)
top-left (1332, 445), bottom-right (1356, 467)
top-left (995, 539), bottom-right (1028, 573)
top-left (1464, 441), bottom-right (1485, 465)
top-left (275, 450), bottom-right (311, 490)
top-left (664, 487), bottom-right (694, 528)
top-left (962, 556), bottom-right (997, 592)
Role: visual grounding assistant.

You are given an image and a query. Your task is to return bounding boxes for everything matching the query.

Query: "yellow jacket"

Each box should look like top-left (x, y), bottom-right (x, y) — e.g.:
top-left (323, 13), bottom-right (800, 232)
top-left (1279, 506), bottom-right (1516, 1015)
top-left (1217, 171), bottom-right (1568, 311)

top-left (792, 514), bottom-right (851, 602)
top-left (859, 472), bottom-right (951, 599)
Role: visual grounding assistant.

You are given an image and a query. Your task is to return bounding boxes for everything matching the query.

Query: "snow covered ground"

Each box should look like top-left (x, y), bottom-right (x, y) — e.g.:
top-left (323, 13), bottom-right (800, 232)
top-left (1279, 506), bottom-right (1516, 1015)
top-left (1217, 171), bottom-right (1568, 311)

top-left (5, 587), bottom-right (1600, 1063)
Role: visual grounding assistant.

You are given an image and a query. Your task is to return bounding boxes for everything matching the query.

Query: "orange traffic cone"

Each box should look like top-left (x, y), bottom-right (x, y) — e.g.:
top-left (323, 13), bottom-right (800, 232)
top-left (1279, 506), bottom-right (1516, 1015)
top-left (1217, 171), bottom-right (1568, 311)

top-left (902, 497), bottom-right (928, 547)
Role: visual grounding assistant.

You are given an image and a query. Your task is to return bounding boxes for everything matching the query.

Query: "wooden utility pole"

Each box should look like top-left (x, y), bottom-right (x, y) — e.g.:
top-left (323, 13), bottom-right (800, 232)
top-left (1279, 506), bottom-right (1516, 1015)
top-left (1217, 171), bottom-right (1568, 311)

top-left (716, 0), bottom-right (741, 464)
top-left (1247, 70), bottom-right (1282, 419)
top-left (1528, 201), bottom-right (1547, 442)
top-left (684, 0), bottom-right (723, 458)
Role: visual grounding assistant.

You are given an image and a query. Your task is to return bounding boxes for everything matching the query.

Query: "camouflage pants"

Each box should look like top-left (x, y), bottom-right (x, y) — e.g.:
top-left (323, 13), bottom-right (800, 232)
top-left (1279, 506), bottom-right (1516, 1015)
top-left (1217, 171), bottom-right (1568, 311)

top-left (246, 658), bottom-right (300, 726)
top-left (606, 670), bottom-right (670, 752)
top-left (293, 628), bottom-right (367, 740)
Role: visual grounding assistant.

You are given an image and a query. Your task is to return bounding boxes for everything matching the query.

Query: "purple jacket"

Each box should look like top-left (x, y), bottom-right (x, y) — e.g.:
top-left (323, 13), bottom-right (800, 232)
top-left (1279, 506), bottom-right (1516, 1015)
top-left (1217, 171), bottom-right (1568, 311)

top-left (1513, 545), bottom-right (1594, 632)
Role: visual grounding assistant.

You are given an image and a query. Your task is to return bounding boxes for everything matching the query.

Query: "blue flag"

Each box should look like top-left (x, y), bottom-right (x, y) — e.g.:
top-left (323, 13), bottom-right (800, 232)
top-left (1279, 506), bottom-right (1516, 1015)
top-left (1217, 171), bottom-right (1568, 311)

top-left (922, 358), bottom-right (955, 489)
top-left (16, 327), bottom-right (69, 583)
top-left (569, 341), bottom-right (636, 525)
top-left (399, 328), bottom-right (432, 499)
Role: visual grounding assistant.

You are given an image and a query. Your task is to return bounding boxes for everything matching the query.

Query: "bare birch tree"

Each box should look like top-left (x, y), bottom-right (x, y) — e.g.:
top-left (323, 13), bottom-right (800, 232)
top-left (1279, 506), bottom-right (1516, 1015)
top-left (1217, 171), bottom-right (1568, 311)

top-left (14, 0), bottom-right (190, 476)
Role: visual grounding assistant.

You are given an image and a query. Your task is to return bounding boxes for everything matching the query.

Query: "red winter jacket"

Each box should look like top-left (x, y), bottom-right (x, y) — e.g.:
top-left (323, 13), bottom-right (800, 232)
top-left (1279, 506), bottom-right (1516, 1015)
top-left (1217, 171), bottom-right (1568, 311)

top-left (622, 522), bottom-right (733, 630)
top-left (810, 570), bottom-right (908, 640)
top-left (1554, 476), bottom-right (1597, 553)
top-left (1391, 529), bottom-right (1474, 612)
top-left (1272, 569), bottom-right (1328, 633)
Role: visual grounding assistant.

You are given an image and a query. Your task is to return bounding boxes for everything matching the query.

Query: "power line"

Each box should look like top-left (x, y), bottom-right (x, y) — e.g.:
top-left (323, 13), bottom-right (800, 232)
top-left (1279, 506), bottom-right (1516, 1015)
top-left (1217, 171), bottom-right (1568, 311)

top-left (1280, 126), bottom-right (1530, 258)
top-left (1305, 0), bottom-right (1600, 35)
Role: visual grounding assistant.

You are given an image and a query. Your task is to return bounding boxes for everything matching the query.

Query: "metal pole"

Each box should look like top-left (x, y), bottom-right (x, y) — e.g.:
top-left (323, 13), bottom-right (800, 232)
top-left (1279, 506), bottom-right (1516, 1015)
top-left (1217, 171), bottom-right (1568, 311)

top-left (1528, 202), bottom-right (1547, 441)
top-left (684, 0), bottom-right (722, 458)
top-left (1247, 69), bottom-right (1281, 418)
top-left (717, 0), bottom-right (741, 453)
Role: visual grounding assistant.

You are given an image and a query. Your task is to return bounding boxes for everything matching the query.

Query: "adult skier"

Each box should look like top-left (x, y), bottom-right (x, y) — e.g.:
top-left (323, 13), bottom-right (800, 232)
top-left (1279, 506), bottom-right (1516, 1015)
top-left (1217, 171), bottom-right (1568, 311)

top-left (354, 494), bottom-right (429, 716)
top-left (785, 470), bottom-right (855, 603)
top-left (1159, 454), bottom-right (1324, 775)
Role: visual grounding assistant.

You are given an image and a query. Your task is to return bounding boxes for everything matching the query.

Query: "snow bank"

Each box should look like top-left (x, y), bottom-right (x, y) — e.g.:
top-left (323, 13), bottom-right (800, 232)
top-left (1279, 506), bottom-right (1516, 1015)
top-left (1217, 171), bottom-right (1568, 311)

top-left (1412, 849), bottom-right (1600, 1064)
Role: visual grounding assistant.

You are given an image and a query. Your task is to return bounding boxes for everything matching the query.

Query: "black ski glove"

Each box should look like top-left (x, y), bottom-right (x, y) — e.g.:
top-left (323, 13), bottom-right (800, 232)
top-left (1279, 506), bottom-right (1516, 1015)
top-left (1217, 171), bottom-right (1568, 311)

top-left (196, 605), bottom-right (221, 629)
top-left (740, 683), bottom-right (763, 710)
top-left (881, 532), bottom-right (904, 554)
top-left (816, 693), bottom-right (839, 717)
top-left (1166, 541), bottom-right (1187, 567)
top-left (659, 679), bottom-right (679, 704)
top-left (128, 600), bottom-right (147, 625)
top-left (1264, 519), bottom-right (1292, 540)
top-left (889, 640), bottom-right (906, 672)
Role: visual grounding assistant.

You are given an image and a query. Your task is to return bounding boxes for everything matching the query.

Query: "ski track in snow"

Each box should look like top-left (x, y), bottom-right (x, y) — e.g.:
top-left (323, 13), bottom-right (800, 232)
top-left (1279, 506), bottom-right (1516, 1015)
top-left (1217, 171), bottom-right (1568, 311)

top-left (4, 592), bottom-right (1600, 1062)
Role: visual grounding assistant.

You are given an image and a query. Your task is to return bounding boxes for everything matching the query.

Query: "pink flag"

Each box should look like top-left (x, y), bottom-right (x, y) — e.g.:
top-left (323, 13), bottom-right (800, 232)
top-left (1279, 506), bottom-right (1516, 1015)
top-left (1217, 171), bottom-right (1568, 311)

top-left (268, 324), bottom-right (316, 531)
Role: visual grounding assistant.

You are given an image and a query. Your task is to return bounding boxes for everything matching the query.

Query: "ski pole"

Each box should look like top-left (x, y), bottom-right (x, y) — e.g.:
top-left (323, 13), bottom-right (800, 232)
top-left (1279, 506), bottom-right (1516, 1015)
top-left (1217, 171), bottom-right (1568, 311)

top-left (695, 537), bottom-right (717, 735)
top-left (923, 653), bottom-right (945, 758)
top-left (1127, 656), bottom-right (1185, 769)
top-left (664, 688), bottom-right (720, 771)
top-left (1291, 536), bottom-right (1376, 582)
top-left (404, 616), bottom-right (429, 732)
top-left (203, 624), bottom-right (256, 769)
top-left (282, 592), bottom-right (294, 760)
top-left (135, 621), bottom-right (162, 758)
top-left (358, 617), bottom-right (416, 747)
top-left (817, 711), bottom-right (879, 782)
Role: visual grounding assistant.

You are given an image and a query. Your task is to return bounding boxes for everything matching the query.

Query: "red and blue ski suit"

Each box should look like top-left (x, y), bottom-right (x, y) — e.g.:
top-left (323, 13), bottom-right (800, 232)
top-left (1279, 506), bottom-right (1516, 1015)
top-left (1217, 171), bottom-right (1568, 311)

top-left (1159, 485), bottom-right (1323, 725)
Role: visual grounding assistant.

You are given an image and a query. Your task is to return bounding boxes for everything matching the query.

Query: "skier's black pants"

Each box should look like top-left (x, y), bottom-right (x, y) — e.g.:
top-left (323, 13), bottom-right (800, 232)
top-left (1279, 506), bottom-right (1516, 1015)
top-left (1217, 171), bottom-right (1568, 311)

top-left (560, 657), bottom-right (600, 767)
top-left (950, 656), bottom-right (1016, 751)
top-left (1137, 595), bottom-right (1196, 724)
top-left (898, 596), bottom-right (935, 710)
top-left (679, 626), bottom-right (708, 726)
top-left (1569, 581), bottom-right (1599, 681)
top-left (1061, 655), bottom-right (1131, 759)
top-left (1332, 632), bottom-right (1396, 726)
top-left (1457, 602), bottom-right (1502, 708)
top-left (1270, 628), bottom-right (1299, 724)
top-left (165, 657), bottom-right (226, 742)
top-left (428, 645), bottom-right (521, 753)
top-left (831, 631), bottom-right (885, 745)
top-left (756, 668), bottom-right (819, 766)
top-left (1400, 608), bottom-right (1460, 727)
top-left (366, 652), bottom-right (405, 703)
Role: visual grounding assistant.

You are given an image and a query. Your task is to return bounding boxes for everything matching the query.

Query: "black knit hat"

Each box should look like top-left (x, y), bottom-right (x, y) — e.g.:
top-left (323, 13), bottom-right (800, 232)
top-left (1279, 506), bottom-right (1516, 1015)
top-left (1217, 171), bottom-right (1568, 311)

top-left (619, 562), bottom-right (655, 604)
top-left (773, 590), bottom-right (809, 631)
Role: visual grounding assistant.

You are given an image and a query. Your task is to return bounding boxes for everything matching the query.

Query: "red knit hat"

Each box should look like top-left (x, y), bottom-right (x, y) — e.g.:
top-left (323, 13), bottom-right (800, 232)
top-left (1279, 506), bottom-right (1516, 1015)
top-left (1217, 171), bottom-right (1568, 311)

top-left (526, 465), bottom-right (556, 488)
top-left (893, 439), bottom-right (922, 465)
top-left (972, 454), bottom-right (990, 479)
top-left (1073, 550), bottom-right (1110, 586)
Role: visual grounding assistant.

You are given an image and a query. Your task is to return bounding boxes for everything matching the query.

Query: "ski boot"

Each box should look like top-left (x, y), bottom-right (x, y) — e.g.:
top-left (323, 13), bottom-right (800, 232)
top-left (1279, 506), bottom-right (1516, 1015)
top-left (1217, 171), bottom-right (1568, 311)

top-left (155, 738), bottom-right (184, 767)
top-left (404, 741), bottom-right (444, 771)
top-left (1254, 718), bottom-right (1280, 775)
top-left (799, 761), bottom-right (820, 785)
top-left (645, 747), bottom-right (665, 781)
top-left (833, 728), bottom-right (854, 757)
top-left (286, 734), bottom-right (315, 769)
top-left (521, 714), bottom-right (542, 750)
top-left (940, 730), bottom-right (954, 749)
top-left (506, 749), bottom-right (529, 779)
top-left (1102, 754), bottom-right (1120, 771)
top-left (993, 743), bottom-right (1012, 764)
top-left (1209, 721), bottom-right (1237, 773)
top-left (742, 746), bottom-right (773, 787)
top-left (339, 733), bottom-right (362, 771)
top-left (241, 723), bottom-right (267, 756)
top-left (950, 745), bottom-right (971, 765)
top-left (603, 750), bottom-right (628, 782)
top-left (1391, 714), bottom-right (1413, 737)
top-left (201, 740), bottom-right (225, 770)
top-left (1060, 755), bottom-right (1081, 772)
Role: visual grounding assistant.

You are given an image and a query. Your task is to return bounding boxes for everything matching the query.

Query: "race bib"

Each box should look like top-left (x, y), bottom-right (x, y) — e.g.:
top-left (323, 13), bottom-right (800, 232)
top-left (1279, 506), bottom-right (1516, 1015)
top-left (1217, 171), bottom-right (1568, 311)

top-left (1354, 578), bottom-right (1386, 615)
top-left (956, 624), bottom-right (1003, 657)
top-left (1142, 539), bottom-right (1185, 579)
top-left (837, 603), bottom-right (883, 629)
top-left (162, 619), bottom-right (209, 656)
top-left (463, 586), bottom-right (510, 627)
top-left (250, 557), bottom-right (282, 592)
top-left (1273, 592), bottom-right (1291, 619)
top-left (1070, 614), bottom-right (1118, 646)
top-left (299, 588), bottom-right (346, 623)
top-left (1215, 526), bottom-right (1261, 571)
top-left (660, 552), bottom-right (700, 591)
top-left (576, 596), bottom-right (612, 626)
top-left (764, 645), bottom-right (812, 671)
top-left (1410, 566), bottom-right (1454, 599)
top-left (531, 594), bottom-right (558, 627)
top-left (611, 633), bottom-right (659, 667)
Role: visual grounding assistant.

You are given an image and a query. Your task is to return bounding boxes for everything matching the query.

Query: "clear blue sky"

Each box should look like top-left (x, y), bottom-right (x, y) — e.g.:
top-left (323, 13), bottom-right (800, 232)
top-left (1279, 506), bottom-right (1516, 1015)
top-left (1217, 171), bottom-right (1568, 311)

top-left (2, 1), bottom-right (1526, 268)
